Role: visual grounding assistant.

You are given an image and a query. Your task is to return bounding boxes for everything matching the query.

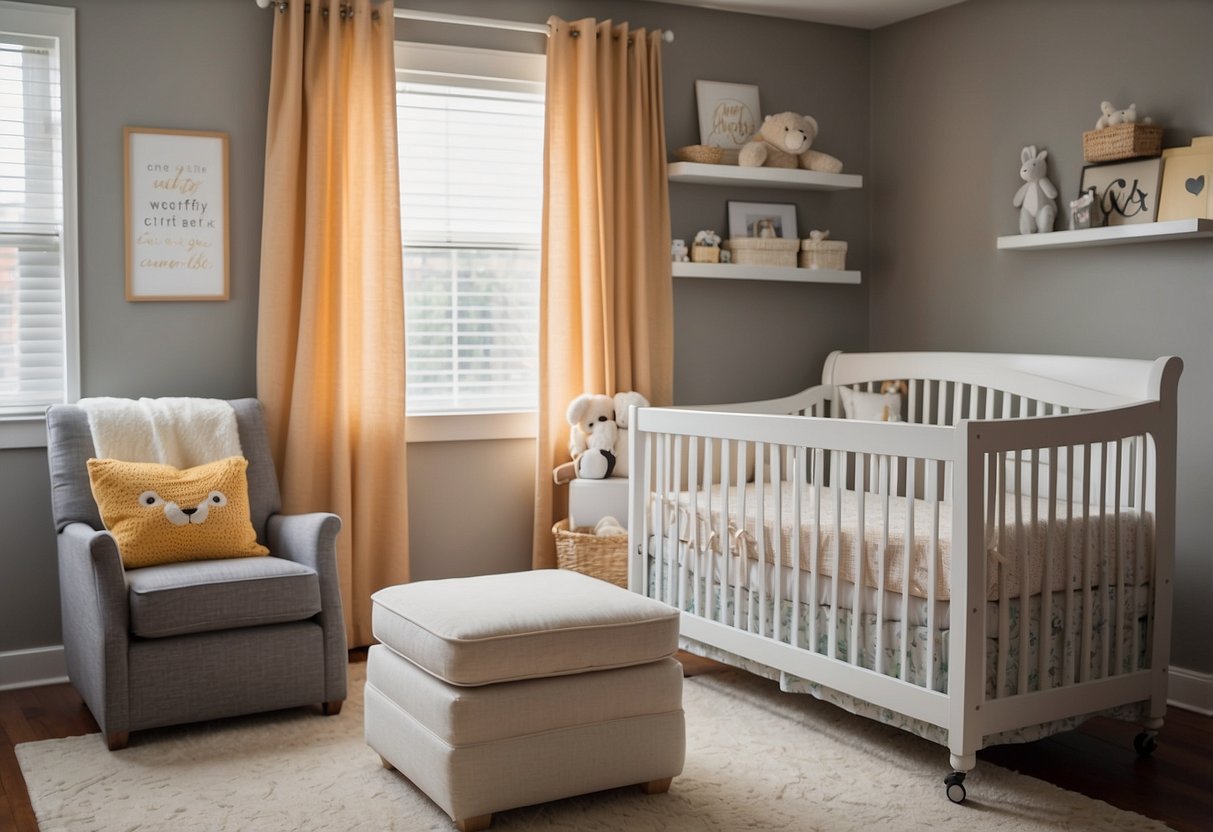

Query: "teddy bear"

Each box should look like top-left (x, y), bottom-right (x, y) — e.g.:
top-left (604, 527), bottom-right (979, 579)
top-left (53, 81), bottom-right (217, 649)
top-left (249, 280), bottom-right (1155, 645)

top-left (1012, 145), bottom-right (1057, 234)
top-left (738, 111), bottom-right (844, 174)
top-left (560, 391), bottom-right (650, 481)
top-left (1094, 100), bottom-right (1145, 129)
top-left (671, 239), bottom-right (689, 262)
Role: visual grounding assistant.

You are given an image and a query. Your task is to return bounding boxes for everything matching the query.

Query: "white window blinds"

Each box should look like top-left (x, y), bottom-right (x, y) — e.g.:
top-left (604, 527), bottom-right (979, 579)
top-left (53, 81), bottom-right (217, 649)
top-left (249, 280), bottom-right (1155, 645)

top-left (396, 42), bottom-right (544, 415)
top-left (0, 9), bottom-right (75, 419)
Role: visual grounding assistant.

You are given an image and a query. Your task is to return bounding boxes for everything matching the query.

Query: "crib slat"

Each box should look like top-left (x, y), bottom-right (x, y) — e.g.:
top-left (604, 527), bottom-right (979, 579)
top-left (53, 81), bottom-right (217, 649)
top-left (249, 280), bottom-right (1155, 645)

top-left (655, 433), bottom-right (668, 604)
top-left (852, 453), bottom-right (866, 667)
top-left (935, 379), bottom-right (946, 426)
top-left (686, 437), bottom-right (699, 616)
top-left (996, 451), bottom-right (1010, 699)
top-left (1098, 441), bottom-right (1110, 680)
top-left (754, 442), bottom-right (766, 637)
top-left (1039, 445), bottom-right (1058, 691)
top-left (792, 445), bottom-right (806, 650)
top-left (772, 444), bottom-right (784, 644)
top-left (1080, 442), bottom-right (1093, 684)
top-left (810, 447), bottom-right (824, 654)
top-left (909, 380), bottom-right (919, 426)
top-left (672, 436), bottom-right (685, 609)
top-left (829, 449), bottom-right (843, 661)
top-left (1018, 445), bottom-right (1035, 696)
top-left (735, 441), bottom-right (747, 631)
top-left (900, 457), bottom-right (916, 682)
top-left (1114, 438), bottom-right (1125, 675)
top-left (1063, 443), bottom-right (1076, 686)
top-left (876, 453), bottom-right (890, 675)
top-left (719, 439), bottom-right (731, 627)
top-left (703, 438), bottom-right (715, 622)
top-left (926, 459), bottom-right (939, 692)
top-left (641, 431), bottom-right (653, 596)
top-left (1134, 436), bottom-right (1148, 671)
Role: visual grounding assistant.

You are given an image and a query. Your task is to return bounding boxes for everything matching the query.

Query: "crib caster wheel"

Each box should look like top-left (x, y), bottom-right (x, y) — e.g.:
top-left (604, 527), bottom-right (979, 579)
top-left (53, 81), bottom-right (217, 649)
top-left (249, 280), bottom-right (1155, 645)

top-left (944, 772), bottom-right (967, 804)
top-left (1133, 731), bottom-right (1158, 757)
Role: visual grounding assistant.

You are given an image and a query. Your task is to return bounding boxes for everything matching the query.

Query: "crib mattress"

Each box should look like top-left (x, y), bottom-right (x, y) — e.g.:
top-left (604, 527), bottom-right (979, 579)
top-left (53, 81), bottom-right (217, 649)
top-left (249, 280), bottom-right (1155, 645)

top-left (658, 483), bottom-right (1152, 602)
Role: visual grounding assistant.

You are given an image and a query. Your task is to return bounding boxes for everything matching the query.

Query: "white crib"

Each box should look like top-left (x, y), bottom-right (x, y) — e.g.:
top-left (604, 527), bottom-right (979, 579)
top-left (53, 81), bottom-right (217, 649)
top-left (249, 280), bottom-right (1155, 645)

top-left (627, 351), bottom-right (1181, 802)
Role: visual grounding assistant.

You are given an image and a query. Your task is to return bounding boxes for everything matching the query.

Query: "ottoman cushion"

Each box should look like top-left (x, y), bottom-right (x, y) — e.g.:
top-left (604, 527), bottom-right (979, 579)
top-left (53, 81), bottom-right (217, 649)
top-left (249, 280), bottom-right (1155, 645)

top-left (371, 569), bottom-right (679, 686)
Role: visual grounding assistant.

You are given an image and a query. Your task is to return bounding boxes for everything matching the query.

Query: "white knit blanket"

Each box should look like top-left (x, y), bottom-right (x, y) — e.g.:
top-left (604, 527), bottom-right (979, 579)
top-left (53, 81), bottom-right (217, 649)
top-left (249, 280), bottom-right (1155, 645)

top-left (78, 397), bottom-right (243, 468)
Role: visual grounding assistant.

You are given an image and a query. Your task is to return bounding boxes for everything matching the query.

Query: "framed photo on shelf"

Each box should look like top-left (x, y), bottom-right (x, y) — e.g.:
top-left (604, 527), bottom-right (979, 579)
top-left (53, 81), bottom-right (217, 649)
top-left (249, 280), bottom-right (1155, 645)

top-left (125, 126), bottom-right (230, 301)
top-left (1078, 158), bottom-right (1163, 226)
top-left (1157, 143), bottom-right (1213, 221)
top-left (727, 201), bottom-right (798, 239)
top-left (695, 80), bottom-right (760, 152)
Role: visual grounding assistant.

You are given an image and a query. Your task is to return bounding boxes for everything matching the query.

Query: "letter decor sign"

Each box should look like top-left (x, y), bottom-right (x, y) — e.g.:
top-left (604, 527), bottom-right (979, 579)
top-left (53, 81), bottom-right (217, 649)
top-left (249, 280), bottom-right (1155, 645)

top-left (125, 127), bottom-right (230, 301)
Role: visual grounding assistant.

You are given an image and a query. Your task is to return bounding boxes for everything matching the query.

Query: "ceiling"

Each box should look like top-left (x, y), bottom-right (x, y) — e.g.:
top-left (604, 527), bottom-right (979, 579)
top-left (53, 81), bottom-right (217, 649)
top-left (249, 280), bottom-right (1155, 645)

top-left (647, 0), bottom-right (968, 29)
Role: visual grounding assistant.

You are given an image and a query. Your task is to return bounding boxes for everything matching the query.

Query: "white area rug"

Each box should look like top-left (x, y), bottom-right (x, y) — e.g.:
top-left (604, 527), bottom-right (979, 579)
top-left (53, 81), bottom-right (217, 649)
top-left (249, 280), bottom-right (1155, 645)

top-left (17, 665), bottom-right (1167, 831)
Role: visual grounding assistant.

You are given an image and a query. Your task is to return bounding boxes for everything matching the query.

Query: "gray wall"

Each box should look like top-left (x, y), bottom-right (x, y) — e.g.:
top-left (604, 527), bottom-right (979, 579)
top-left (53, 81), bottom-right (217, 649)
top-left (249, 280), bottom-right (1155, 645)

top-left (871, 0), bottom-right (1213, 673)
top-left (0, 0), bottom-right (272, 654)
top-left (1, 0), bottom-right (872, 652)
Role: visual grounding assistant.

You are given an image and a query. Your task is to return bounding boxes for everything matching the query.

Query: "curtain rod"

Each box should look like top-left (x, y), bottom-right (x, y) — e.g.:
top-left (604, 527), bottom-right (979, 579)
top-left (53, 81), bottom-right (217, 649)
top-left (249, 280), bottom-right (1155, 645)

top-left (255, 1), bottom-right (675, 43)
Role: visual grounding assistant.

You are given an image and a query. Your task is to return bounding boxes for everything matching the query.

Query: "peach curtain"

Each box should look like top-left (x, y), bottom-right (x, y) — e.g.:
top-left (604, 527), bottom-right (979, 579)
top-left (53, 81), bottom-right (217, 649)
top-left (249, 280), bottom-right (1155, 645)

top-left (533, 17), bottom-right (673, 568)
top-left (257, 0), bottom-right (407, 645)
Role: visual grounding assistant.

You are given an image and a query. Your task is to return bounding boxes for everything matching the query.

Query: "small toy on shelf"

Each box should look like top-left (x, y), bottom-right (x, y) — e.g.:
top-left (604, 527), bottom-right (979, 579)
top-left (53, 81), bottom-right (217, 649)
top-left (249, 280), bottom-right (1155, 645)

top-left (738, 111), bottom-right (843, 174)
top-left (691, 229), bottom-right (722, 263)
top-left (1094, 100), bottom-right (1152, 130)
top-left (1068, 187), bottom-right (1105, 230)
top-left (799, 229), bottom-right (847, 270)
top-left (1012, 145), bottom-right (1057, 234)
top-left (671, 238), bottom-right (689, 262)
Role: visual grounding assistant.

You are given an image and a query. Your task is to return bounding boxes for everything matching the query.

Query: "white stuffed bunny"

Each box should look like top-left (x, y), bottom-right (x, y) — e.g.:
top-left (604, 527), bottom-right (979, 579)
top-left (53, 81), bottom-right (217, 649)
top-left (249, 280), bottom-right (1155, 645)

top-left (1012, 145), bottom-right (1058, 234)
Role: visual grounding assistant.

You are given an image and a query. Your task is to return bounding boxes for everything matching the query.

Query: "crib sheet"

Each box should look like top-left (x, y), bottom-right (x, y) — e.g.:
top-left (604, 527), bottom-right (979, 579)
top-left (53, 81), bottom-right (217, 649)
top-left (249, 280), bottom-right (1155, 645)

top-left (660, 483), bottom-right (1152, 601)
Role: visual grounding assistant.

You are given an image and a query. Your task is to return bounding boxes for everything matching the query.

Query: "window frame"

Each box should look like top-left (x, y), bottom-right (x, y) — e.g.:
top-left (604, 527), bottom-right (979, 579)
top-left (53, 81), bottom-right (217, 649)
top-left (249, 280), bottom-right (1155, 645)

top-left (395, 40), bottom-right (544, 442)
top-left (0, 1), bottom-right (80, 449)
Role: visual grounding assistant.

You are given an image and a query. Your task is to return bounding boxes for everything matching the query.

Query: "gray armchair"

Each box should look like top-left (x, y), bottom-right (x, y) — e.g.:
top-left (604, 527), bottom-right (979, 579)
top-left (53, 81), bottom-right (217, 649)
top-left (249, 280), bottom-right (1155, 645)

top-left (46, 398), bottom-right (347, 750)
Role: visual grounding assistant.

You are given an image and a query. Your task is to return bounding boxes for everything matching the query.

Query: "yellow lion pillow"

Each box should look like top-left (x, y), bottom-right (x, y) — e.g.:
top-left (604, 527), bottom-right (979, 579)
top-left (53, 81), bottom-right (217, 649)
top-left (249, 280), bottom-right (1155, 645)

top-left (86, 456), bottom-right (269, 569)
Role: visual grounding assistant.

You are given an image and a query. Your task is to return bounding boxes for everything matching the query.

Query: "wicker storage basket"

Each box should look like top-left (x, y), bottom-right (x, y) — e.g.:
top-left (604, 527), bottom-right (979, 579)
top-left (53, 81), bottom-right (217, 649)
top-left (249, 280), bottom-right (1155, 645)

top-left (722, 237), bottom-right (799, 267)
top-left (1082, 123), bottom-right (1163, 163)
top-left (552, 518), bottom-right (628, 588)
top-left (675, 144), bottom-right (726, 164)
top-left (799, 238), bottom-right (847, 270)
top-left (691, 244), bottom-right (721, 263)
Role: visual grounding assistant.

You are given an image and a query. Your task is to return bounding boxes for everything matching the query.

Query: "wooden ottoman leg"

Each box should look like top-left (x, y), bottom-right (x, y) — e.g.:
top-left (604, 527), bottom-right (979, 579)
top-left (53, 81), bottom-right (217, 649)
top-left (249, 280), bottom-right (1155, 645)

top-left (640, 777), bottom-right (673, 795)
top-left (456, 814), bottom-right (492, 832)
top-left (105, 731), bottom-right (130, 751)
top-left (322, 699), bottom-right (344, 716)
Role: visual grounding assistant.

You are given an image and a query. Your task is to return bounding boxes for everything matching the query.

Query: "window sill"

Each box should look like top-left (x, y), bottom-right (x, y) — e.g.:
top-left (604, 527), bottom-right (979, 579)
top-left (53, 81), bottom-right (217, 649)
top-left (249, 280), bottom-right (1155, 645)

top-left (0, 415), bottom-right (48, 450)
top-left (406, 411), bottom-right (536, 443)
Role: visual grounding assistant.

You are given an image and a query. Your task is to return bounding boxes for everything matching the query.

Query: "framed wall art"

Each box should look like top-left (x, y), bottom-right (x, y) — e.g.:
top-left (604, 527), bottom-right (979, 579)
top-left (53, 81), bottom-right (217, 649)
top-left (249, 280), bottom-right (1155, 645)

top-left (1078, 157), bottom-right (1163, 226)
top-left (125, 127), bottom-right (230, 301)
top-left (696, 80), bottom-right (760, 152)
top-left (727, 201), bottom-right (798, 239)
top-left (1157, 142), bottom-right (1213, 222)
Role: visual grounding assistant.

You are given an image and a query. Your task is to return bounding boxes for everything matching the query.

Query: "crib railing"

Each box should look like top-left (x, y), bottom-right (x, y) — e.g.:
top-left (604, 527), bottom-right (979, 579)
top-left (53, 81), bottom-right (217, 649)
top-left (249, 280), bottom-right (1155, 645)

top-left (628, 392), bottom-right (1172, 740)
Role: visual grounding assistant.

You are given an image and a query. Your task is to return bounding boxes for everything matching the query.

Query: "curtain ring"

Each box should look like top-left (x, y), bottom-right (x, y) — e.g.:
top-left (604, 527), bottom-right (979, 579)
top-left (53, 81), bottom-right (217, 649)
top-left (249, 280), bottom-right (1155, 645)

top-left (276, 0), bottom-right (288, 11)
top-left (570, 29), bottom-right (580, 38)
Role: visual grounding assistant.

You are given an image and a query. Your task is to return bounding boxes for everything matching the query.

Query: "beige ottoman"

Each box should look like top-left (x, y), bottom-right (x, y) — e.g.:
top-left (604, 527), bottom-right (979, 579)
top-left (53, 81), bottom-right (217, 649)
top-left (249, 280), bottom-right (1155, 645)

top-left (365, 569), bottom-right (685, 831)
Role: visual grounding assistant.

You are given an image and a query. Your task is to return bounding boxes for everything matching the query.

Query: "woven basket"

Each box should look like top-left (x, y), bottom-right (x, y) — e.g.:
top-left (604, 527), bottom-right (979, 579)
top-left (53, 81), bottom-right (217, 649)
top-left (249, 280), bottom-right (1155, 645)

top-left (675, 144), bottom-right (726, 164)
top-left (722, 237), bottom-right (799, 267)
top-left (691, 244), bottom-right (721, 263)
top-left (1082, 123), bottom-right (1163, 163)
top-left (552, 519), bottom-right (628, 588)
top-left (799, 238), bottom-right (847, 270)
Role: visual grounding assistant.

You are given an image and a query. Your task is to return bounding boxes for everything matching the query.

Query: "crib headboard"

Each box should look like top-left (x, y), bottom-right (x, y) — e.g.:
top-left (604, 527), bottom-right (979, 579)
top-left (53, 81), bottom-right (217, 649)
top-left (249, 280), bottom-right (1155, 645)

top-left (823, 351), bottom-right (1181, 418)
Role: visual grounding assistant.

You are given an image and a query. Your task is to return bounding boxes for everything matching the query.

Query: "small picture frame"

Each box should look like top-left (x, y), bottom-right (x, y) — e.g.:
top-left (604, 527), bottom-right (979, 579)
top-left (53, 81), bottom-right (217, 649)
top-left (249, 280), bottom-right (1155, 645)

top-left (1078, 157), bottom-right (1163, 226)
top-left (695, 80), bottom-right (761, 151)
top-left (727, 201), bottom-right (798, 239)
top-left (1157, 144), bottom-right (1213, 221)
top-left (125, 127), bottom-right (230, 301)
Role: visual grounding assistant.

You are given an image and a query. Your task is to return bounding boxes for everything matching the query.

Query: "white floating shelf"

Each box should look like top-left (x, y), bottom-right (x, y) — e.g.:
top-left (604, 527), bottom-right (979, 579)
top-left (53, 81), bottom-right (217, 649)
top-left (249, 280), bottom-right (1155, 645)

top-left (672, 261), bottom-right (860, 284)
top-left (668, 161), bottom-right (862, 191)
top-left (997, 218), bottom-right (1213, 250)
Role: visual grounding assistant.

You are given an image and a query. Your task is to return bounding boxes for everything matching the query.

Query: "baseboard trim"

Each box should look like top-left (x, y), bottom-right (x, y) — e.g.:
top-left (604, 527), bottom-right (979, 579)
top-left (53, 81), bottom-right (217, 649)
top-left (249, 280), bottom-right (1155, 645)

top-left (0, 645), bottom-right (68, 691)
top-left (0, 644), bottom-right (1209, 714)
top-left (1167, 666), bottom-right (1213, 717)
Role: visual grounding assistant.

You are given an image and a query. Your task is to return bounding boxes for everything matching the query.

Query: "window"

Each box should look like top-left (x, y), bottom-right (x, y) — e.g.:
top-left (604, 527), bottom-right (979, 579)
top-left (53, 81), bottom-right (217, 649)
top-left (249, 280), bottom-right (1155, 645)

top-left (0, 1), bottom-right (78, 445)
top-left (395, 42), bottom-right (544, 423)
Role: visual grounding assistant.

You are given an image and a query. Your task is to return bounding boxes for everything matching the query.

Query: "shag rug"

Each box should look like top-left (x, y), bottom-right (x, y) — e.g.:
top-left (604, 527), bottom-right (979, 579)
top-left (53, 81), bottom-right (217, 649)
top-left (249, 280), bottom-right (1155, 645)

top-left (17, 665), bottom-right (1167, 832)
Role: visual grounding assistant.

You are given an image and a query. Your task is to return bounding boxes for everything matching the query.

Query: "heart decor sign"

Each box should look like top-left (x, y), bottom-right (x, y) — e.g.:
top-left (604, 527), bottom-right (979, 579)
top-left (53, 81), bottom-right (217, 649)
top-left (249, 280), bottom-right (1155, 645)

top-left (1185, 175), bottom-right (1205, 196)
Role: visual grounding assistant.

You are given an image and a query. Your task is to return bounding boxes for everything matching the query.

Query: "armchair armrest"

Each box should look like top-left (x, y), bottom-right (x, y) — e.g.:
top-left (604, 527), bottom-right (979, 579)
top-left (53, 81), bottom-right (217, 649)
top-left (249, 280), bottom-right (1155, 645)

top-left (57, 522), bottom-right (130, 735)
top-left (267, 512), bottom-right (347, 702)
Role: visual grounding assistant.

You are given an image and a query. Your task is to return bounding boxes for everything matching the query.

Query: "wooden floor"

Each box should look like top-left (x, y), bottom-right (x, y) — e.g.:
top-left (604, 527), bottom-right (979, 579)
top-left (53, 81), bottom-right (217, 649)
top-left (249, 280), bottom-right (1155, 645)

top-left (1, 653), bottom-right (1209, 831)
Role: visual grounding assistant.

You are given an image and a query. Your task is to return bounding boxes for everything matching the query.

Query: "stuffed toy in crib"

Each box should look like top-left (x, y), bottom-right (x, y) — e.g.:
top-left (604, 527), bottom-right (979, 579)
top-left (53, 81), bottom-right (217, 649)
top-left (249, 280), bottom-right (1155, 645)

top-left (555, 391), bottom-right (650, 482)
